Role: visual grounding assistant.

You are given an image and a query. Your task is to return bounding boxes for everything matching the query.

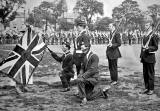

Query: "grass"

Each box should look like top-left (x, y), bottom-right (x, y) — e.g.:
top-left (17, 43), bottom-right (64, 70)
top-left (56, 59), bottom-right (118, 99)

top-left (0, 44), bottom-right (160, 111)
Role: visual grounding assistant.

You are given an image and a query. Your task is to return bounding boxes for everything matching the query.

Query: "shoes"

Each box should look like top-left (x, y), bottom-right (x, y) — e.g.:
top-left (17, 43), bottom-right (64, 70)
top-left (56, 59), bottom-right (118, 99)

top-left (102, 85), bottom-right (110, 99)
top-left (141, 89), bottom-right (149, 94)
top-left (74, 93), bottom-right (80, 97)
top-left (60, 88), bottom-right (70, 92)
top-left (102, 91), bottom-right (108, 99)
top-left (80, 98), bottom-right (87, 106)
top-left (74, 93), bottom-right (83, 99)
top-left (147, 90), bottom-right (154, 95)
top-left (140, 89), bottom-right (154, 95)
top-left (111, 81), bottom-right (117, 85)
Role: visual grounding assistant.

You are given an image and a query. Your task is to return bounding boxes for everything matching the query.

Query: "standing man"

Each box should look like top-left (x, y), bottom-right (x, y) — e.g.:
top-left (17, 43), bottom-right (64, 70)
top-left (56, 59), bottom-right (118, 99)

top-left (106, 22), bottom-right (122, 85)
top-left (140, 19), bottom-right (159, 95)
top-left (128, 30), bottom-right (133, 45)
top-left (73, 18), bottom-right (90, 75)
top-left (77, 43), bottom-right (110, 105)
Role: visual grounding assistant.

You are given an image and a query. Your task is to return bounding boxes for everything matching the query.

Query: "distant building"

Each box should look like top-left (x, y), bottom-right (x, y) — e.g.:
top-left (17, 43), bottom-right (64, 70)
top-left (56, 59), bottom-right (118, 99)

top-left (61, 12), bottom-right (79, 23)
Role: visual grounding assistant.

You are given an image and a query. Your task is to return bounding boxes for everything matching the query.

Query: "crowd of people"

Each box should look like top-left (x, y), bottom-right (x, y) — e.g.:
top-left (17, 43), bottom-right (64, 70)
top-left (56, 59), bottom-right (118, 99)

top-left (46, 17), bottom-right (159, 105)
top-left (0, 16), bottom-right (159, 106)
top-left (1, 24), bottom-right (160, 45)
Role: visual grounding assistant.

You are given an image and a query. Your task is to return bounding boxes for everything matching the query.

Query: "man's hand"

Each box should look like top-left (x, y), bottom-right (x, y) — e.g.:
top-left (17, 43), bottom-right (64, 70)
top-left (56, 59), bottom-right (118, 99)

top-left (77, 77), bottom-right (84, 82)
top-left (79, 69), bottom-right (84, 75)
top-left (142, 46), bottom-right (149, 52)
top-left (107, 43), bottom-right (112, 47)
top-left (58, 71), bottom-right (62, 77)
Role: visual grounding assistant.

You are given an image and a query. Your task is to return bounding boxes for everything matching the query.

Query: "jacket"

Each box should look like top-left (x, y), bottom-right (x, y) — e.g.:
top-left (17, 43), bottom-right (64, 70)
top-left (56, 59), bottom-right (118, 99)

top-left (106, 32), bottom-right (122, 59)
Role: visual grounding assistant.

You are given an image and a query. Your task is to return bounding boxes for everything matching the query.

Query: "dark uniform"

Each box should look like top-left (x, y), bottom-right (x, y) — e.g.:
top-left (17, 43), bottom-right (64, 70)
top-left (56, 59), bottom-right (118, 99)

top-left (140, 33), bottom-right (158, 92)
top-left (76, 31), bottom-right (90, 50)
top-left (137, 32), bottom-right (141, 44)
top-left (122, 32), bottom-right (128, 45)
top-left (77, 51), bottom-right (106, 100)
top-left (48, 48), bottom-right (74, 89)
top-left (73, 19), bottom-right (90, 75)
top-left (106, 32), bottom-right (121, 82)
top-left (128, 31), bottom-right (133, 45)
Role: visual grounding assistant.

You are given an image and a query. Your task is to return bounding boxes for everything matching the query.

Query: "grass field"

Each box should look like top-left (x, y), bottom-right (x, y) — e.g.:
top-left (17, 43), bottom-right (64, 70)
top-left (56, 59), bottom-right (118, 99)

top-left (0, 44), bottom-right (160, 111)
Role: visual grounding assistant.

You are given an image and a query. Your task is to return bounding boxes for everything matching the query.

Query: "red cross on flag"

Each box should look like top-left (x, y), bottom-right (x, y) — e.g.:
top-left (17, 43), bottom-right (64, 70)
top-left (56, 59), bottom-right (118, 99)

top-left (0, 27), bottom-right (46, 85)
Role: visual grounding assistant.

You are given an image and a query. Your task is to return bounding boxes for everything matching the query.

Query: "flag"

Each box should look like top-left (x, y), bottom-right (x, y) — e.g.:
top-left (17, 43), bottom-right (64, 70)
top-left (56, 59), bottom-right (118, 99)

top-left (0, 27), bottom-right (46, 85)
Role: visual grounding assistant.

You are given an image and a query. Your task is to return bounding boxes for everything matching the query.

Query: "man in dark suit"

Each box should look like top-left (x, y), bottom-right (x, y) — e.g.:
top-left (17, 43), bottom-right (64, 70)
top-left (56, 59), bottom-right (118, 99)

top-left (106, 22), bottom-right (122, 85)
top-left (77, 43), bottom-right (110, 105)
top-left (73, 18), bottom-right (90, 75)
top-left (48, 42), bottom-right (74, 92)
top-left (140, 19), bottom-right (159, 95)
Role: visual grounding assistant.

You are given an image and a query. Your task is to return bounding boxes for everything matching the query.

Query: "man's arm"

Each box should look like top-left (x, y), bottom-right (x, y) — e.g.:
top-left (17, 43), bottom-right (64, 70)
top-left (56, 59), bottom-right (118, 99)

top-left (111, 33), bottom-right (121, 49)
top-left (146, 34), bottom-right (158, 53)
top-left (48, 48), bottom-right (63, 62)
top-left (63, 54), bottom-right (74, 72)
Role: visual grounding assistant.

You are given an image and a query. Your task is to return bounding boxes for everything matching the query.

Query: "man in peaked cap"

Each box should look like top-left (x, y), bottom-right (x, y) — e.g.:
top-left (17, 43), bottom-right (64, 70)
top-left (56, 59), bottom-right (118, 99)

top-left (106, 22), bottom-right (122, 86)
top-left (73, 18), bottom-right (91, 76)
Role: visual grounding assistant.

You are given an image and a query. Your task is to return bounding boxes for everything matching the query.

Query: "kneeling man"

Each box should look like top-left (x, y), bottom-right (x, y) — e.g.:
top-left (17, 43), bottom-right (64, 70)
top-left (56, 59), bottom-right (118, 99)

top-left (48, 42), bottom-right (74, 92)
top-left (77, 43), bottom-right (110, 105)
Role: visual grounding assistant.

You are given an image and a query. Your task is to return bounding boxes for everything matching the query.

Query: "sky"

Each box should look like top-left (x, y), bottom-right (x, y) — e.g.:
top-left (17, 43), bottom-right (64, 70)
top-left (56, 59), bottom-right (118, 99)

top-left (24, 0), bottom-right (160, 17)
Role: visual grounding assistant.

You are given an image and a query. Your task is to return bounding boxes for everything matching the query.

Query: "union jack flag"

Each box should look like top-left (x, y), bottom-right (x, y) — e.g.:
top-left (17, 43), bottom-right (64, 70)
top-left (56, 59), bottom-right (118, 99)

top-left (0, 27), bottom-right (46, 85)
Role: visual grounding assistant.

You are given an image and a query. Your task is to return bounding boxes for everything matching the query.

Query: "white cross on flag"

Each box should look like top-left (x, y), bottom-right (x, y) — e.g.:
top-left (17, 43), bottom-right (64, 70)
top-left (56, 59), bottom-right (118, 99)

top-left (0, 27), bottom-right (46, 85)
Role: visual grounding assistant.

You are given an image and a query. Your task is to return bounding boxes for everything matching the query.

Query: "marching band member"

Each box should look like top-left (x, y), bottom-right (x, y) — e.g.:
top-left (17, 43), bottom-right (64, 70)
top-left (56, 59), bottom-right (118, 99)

top-left (106, 22), bottom-right (122, 85)
top-left (140, 18), bottom-right (159, 95)
top-left (73, 18), bottom-right (90, 75)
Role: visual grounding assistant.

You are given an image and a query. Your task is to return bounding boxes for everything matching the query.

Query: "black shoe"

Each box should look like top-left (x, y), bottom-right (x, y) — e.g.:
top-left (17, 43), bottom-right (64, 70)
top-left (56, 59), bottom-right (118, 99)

top-left (111, 81), bottom-right (117, 85)
top-left (140, 89), bottom-right (149, 94)
top-left (102, 85), bottom-right (110, 99)
top-left (102, 91), bottom-right (108, 99)
top-left (80, 98), bottom-right (87, 106)
top-left (147, 90), bottom-right (154, 95)
top-left (60, 88), bottom-right (70, 92)
top-left (74, 93), bottom-right (80, 97)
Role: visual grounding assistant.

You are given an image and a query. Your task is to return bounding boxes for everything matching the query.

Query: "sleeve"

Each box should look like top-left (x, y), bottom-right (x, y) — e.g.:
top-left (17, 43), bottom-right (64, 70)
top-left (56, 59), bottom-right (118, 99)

top-left (82, 54), bottom-right (99, 79)
top-left (63, 54), bottom-right (74, 72)
top-left (147, 34), bottom-right (159, 53)
top-left (111, 33), bottom-right (121, 49)
top-left (48, 48), bottom-right (63, 62)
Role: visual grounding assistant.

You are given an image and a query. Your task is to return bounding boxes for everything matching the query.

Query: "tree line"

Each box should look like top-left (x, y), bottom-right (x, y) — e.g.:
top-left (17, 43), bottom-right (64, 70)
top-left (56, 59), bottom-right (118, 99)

top-left (0, 0), bottom-right (160, 32)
